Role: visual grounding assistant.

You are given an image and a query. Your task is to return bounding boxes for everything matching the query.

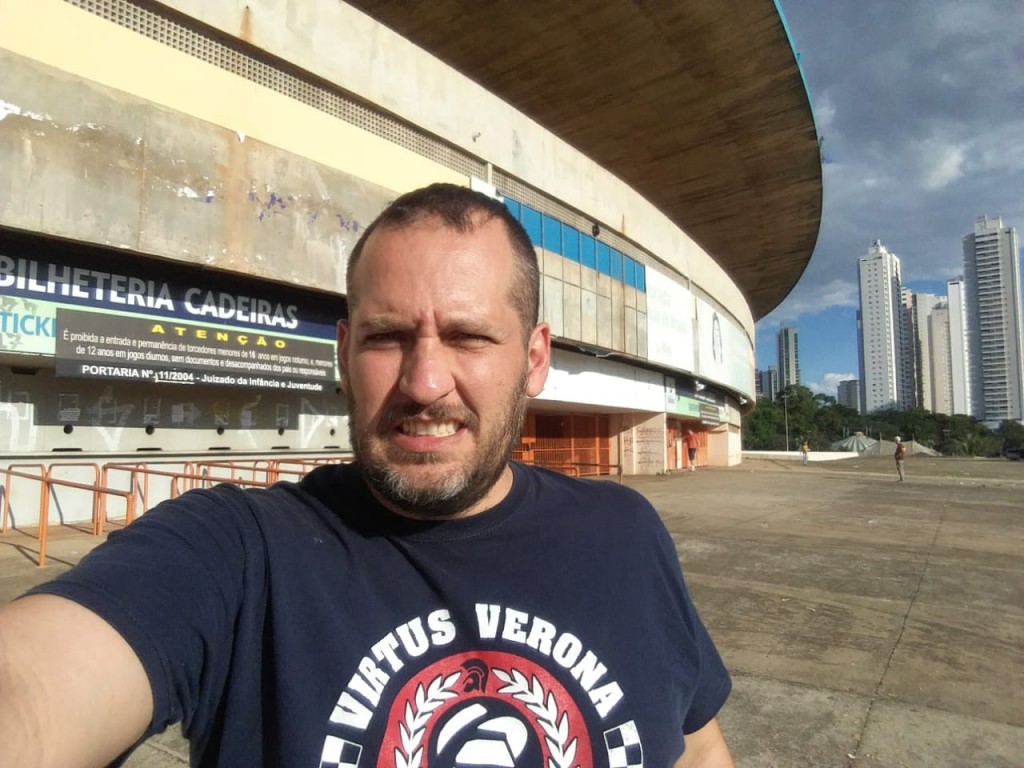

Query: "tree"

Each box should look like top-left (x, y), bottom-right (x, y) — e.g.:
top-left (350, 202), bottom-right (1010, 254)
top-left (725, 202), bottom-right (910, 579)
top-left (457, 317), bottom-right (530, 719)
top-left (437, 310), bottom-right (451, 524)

top-left (897, 408), bottom-right (938, 447)
top-left (743, 398), bottom-right (783, 449)
top-left (777, 385), bottom-right (817, 449)
top-left (741, 391), bottom-right (1004, 457)
top-left (996, 420), bottom-right (1024, 453)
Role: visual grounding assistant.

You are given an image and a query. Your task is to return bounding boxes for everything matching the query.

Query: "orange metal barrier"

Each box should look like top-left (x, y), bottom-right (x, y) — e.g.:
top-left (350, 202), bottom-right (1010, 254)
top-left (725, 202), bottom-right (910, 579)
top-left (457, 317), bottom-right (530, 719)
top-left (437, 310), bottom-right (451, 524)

top-left (47, 463), bottom-right (130, 537)
top-left (100, 461), bottom-right (176, 531)
top-left (2, 463), bottom-right (136, 567)
top-left (99, 456), bottom-right (354, 533)
top-left (266, 456), bottom-right (354, 483)
top-left (186, 459), bottom-right (275, 488)
top-left (525, 462), bottom-right (622, 480)
top-left (527, 450), bottom-right (621, 481)
top-left (566, 462), bottom-right (624, 482)
top-left (4, 458), bottom-right (357, 566)
top-left (1, 453), bottom-right (372, 566)
top-left (2, 463), bottom-right (49, 537)
top-left (102, 463), bottom-right (270, 511)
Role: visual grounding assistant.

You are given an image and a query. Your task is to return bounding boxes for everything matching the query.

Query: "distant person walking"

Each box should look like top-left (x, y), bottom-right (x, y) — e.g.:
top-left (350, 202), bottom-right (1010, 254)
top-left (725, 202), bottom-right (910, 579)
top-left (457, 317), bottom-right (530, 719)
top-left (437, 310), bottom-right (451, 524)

top-left (685, 429), bottom-right (699, 472)
top-left (894, 436), bottom-right (907, 482)
top-left (801, 441), bottom-right (810, 465)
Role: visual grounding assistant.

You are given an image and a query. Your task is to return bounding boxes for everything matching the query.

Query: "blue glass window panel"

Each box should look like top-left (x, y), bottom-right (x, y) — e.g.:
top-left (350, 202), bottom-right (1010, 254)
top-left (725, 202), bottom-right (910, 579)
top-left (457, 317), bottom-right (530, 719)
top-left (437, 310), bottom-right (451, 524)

top-left (581, 235), bottom-right (597, 269)
top-left (624, 257), bottom-right (636, 288)
top-left (521, 206), bottom-right (542, 246)
top-left (504, 198), bottom-right (521, 221)
top-left (610, 249), bottom-right (623, 281)
top-left (562, 225), bottom-right (580, 262)
top-left (542, 214), bottom-right (562, 253)
top-left (596, 242), bottom-right (611, 275)
top-left (636, 263), bottom-right (646, 292)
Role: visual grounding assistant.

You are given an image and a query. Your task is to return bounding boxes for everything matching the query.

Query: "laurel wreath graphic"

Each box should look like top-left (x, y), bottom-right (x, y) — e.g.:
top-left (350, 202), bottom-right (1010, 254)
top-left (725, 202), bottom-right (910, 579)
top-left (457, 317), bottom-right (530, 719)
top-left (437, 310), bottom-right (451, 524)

top-left (395, 671), bottom-right (461, 768)
top-left (493, 667), bottom-right (579, 768)
top-left (393, 666), bottom-right (579, 768)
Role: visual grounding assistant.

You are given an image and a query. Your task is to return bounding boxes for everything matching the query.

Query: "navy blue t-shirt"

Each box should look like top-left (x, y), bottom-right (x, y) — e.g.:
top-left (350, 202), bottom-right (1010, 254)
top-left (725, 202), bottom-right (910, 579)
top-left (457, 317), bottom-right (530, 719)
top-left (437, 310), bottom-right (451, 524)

top-left (30, 462), bottom-right (730, 767)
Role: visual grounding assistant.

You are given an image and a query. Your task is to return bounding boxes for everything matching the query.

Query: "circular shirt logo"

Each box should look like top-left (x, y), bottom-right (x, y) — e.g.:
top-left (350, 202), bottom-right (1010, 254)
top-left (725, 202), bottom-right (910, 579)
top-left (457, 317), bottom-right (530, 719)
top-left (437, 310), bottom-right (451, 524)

top-left (379, 651), bottom-right (593, 768)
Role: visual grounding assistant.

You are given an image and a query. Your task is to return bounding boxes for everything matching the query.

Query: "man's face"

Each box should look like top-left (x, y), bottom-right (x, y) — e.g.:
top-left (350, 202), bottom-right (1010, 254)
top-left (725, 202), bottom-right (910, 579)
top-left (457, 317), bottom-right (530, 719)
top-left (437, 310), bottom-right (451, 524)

top-left (338, 214), bottom-right (550, 518)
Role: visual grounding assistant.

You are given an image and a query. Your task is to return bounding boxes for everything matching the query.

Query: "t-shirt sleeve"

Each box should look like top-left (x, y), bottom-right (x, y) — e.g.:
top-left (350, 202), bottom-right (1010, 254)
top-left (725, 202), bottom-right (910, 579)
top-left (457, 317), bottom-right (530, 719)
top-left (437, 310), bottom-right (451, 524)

top-left (24, 483), bottom-right (266, 739)
top-left (648, 504), bottom-right (732, 734)
top-left (678, 590), bottom-right (732, 733)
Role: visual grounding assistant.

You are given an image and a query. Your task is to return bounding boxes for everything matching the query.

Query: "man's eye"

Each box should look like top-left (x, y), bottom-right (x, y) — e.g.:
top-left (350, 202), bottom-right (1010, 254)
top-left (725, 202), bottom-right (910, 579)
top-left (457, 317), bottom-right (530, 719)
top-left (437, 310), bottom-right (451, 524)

top-left (363, 332), bottom-right (403, 345)
top-left (451, 333), bottom-right (491, 346)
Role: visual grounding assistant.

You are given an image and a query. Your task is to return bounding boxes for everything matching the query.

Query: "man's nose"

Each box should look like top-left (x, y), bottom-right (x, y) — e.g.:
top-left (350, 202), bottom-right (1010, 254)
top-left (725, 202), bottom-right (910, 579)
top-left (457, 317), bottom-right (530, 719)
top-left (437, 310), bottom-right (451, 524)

top-left (398, 337), bottom-right (456, 404)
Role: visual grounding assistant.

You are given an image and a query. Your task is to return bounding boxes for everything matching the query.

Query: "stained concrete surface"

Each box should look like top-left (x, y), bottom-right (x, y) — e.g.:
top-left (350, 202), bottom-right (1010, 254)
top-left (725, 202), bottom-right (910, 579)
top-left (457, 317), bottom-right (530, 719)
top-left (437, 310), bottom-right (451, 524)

top-left (1, 455), bottom-right (1021, 767)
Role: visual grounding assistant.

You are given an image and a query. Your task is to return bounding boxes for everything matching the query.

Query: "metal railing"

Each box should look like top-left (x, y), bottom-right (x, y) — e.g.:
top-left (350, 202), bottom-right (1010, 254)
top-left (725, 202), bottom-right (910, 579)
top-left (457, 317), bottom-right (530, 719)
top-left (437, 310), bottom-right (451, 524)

top-left (3, 455), bottom-right (354, 567)
top-left (2, 463), bottom-right (135, 567)
top-left (521, 449), bottom-right (622, 482)
top-left (1, 452), bottom-right (622, 567)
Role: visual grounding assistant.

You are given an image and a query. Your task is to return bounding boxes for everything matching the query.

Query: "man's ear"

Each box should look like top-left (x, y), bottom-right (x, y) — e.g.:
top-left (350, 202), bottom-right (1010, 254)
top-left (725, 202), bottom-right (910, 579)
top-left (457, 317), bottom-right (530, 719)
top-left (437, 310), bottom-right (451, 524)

top-left (525, 322), bottom-right (551, 397)
top-left (336, 319), bottom-right (350, 394)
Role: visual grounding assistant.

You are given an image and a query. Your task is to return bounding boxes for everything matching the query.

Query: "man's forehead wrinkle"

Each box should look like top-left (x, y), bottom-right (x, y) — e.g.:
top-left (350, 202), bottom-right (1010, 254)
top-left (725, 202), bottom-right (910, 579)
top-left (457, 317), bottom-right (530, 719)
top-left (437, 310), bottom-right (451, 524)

top-left (356, 314), bottom-right (409, 331)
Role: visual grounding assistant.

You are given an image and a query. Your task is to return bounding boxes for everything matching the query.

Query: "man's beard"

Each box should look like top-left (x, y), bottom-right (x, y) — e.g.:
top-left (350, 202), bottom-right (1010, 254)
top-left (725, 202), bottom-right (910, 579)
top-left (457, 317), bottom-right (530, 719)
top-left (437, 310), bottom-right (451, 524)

top-left (347, 371), bottom-right (529, 518)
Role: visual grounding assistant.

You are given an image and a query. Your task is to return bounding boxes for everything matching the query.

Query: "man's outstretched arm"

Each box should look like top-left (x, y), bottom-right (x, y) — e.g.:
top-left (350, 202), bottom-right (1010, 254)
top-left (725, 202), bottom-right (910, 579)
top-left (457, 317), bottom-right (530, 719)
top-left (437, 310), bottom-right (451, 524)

top-left (0, 594), bottom-right (154, 768)
top-left (674, 717), bottom-right (735, 768)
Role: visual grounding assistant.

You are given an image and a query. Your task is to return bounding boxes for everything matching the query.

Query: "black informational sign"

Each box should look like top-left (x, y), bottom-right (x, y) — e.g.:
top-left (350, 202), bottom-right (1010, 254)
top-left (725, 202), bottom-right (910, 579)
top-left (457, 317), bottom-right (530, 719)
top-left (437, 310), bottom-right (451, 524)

top-left (699, 402), bottom-right (722, 425)
top-left (54, 308), bottom-right (336, 392)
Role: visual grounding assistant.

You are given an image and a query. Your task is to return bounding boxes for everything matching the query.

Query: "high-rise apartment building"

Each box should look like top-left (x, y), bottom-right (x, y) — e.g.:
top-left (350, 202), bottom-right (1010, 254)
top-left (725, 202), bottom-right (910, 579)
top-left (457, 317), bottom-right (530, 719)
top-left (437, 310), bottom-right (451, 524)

top-left (909, 292), bottom-right (940, 410)
top-left (946, 277), bottom-right (972, 415)
top-left (962, 216), bottom-right (1024, 423)
top-left (857, 240), bottom-right (908, 413)
top-left (756, 366), bottom-right (779, 401)
top-left (837, 379), bottom-right (861, 412)
top-left (776, 325), bottom-right (800, 389)
top-left (900, 288), bottom-right (916, 409)
top-left (928, 301), bottom-right (953, 415)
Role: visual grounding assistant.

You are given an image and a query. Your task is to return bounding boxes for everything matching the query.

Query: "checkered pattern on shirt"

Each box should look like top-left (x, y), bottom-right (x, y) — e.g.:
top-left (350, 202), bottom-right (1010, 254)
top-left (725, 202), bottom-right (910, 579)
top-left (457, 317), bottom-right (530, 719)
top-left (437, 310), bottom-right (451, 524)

top-left (604, 720), bottom-right (644, 768)
top-left (319, 735), bottom-right (362, 768)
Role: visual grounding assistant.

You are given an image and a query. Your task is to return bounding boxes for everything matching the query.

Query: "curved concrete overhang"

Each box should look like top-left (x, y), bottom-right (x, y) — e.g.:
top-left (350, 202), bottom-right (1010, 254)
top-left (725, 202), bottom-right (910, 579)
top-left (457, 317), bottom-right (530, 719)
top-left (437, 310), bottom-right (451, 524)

top-left (346, 0), bottom-right (823, 320)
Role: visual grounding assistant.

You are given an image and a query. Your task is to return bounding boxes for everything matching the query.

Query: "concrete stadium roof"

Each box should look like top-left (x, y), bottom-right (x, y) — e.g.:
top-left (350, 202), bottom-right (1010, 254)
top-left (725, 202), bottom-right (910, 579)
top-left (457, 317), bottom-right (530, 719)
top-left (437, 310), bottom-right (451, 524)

top-left (347, 0), bottom-right (822, 320)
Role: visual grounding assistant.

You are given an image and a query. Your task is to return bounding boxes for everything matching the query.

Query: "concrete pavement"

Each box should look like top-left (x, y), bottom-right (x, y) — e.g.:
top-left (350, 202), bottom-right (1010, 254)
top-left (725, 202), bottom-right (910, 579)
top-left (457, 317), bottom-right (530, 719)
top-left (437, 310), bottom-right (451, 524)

top-left (639, 456), bottom-right (1023, 768)
top-left (2, 455), bottom-right (1021, 766)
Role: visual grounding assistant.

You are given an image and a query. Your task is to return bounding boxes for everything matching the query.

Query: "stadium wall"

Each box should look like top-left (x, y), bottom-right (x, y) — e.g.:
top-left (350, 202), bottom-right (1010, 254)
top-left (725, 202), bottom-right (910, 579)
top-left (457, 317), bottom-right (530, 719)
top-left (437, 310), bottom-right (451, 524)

top-left (0, 0), bottom-right (753, 518)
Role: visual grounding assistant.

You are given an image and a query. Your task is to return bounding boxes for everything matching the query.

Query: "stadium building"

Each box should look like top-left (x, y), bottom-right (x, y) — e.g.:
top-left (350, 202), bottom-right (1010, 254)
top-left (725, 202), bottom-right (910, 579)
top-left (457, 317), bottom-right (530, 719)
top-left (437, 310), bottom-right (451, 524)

top-left (0, 0), bottom-right (821, 524)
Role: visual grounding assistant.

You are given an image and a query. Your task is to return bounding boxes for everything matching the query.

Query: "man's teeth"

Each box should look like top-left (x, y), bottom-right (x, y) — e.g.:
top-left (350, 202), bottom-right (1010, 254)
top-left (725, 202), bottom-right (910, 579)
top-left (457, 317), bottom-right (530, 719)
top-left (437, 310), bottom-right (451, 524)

top-left (401, 421), bottom-right (459, 437)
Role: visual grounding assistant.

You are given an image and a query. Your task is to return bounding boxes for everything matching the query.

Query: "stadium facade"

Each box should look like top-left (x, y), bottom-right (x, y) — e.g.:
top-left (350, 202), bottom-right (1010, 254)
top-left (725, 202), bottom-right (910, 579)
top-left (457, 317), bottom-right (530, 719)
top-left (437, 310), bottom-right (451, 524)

top-left (0, 0), bottom-right (821, 484)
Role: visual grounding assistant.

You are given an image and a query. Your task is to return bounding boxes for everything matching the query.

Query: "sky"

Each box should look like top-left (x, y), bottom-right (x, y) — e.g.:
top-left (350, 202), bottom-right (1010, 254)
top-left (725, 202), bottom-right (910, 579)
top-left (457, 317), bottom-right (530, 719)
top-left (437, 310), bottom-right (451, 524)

top-left (756, 0), bottom-right (1024, 396)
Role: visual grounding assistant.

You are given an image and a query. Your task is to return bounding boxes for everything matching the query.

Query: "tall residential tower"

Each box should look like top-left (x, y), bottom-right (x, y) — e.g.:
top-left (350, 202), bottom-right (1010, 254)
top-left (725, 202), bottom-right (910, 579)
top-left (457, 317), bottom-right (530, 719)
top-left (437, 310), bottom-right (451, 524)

top-left (946, 277), bottom-right (972, 415)
top-left (756, 366), bottom-right (779, 401)
top-left (962, 216), bottom-right (1024, 423)
top-left (837, 379), bottom-right (861, 412)
top-left (777, 325), bottom-right (800, 390)
top-left (857, 240), bottom-right (908, 413)
top-left (909, 292), bottom-right (940, 410)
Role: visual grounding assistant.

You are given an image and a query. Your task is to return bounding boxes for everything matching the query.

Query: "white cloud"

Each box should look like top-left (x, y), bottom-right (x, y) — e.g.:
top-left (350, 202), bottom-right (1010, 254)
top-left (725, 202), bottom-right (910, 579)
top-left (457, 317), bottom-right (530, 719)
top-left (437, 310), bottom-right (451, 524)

top-left (931, 2), bottom-right (1001, 36)
top-left (813, 89), bottom-right (836, 134)
top-left (765, 0), bottom-right (1022, 392)
top-left (806, 372), bottom-right (857, 396)
top-left (918, 139), bottom-right (966, 191)
top-left (764, 278), bottom-right (859, 323)
top-left (969, 123), bottom-right (1024, 174)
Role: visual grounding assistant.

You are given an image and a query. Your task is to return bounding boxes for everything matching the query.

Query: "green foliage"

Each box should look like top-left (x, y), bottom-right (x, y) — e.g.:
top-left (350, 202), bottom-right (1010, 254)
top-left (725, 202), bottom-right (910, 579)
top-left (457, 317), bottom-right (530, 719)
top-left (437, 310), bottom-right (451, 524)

top-left (741, 392), bottom-right (1017, 457)
top-left (996, 420), bottom-right (1024, 453)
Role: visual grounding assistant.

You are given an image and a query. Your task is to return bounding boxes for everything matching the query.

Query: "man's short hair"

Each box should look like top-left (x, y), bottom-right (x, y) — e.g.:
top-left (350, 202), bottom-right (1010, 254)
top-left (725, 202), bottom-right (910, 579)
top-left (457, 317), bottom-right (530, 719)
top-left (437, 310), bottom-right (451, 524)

top-left (346, 183), bottom-right (540, 339)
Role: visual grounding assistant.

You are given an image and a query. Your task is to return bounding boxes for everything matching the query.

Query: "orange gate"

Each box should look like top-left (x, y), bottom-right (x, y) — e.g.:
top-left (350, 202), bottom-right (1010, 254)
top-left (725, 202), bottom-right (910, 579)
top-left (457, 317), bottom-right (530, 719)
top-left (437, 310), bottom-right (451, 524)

top-left (515, 412), bottom-right (615, 477)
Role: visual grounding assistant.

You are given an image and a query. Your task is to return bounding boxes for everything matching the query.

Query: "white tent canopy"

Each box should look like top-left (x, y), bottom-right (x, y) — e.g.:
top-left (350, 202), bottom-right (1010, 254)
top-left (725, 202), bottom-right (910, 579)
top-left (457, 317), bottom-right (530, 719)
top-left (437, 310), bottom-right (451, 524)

top-left (830, 432), bottom-right (878, 453)
top-left (831, 432), bottom-right (940, 456)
